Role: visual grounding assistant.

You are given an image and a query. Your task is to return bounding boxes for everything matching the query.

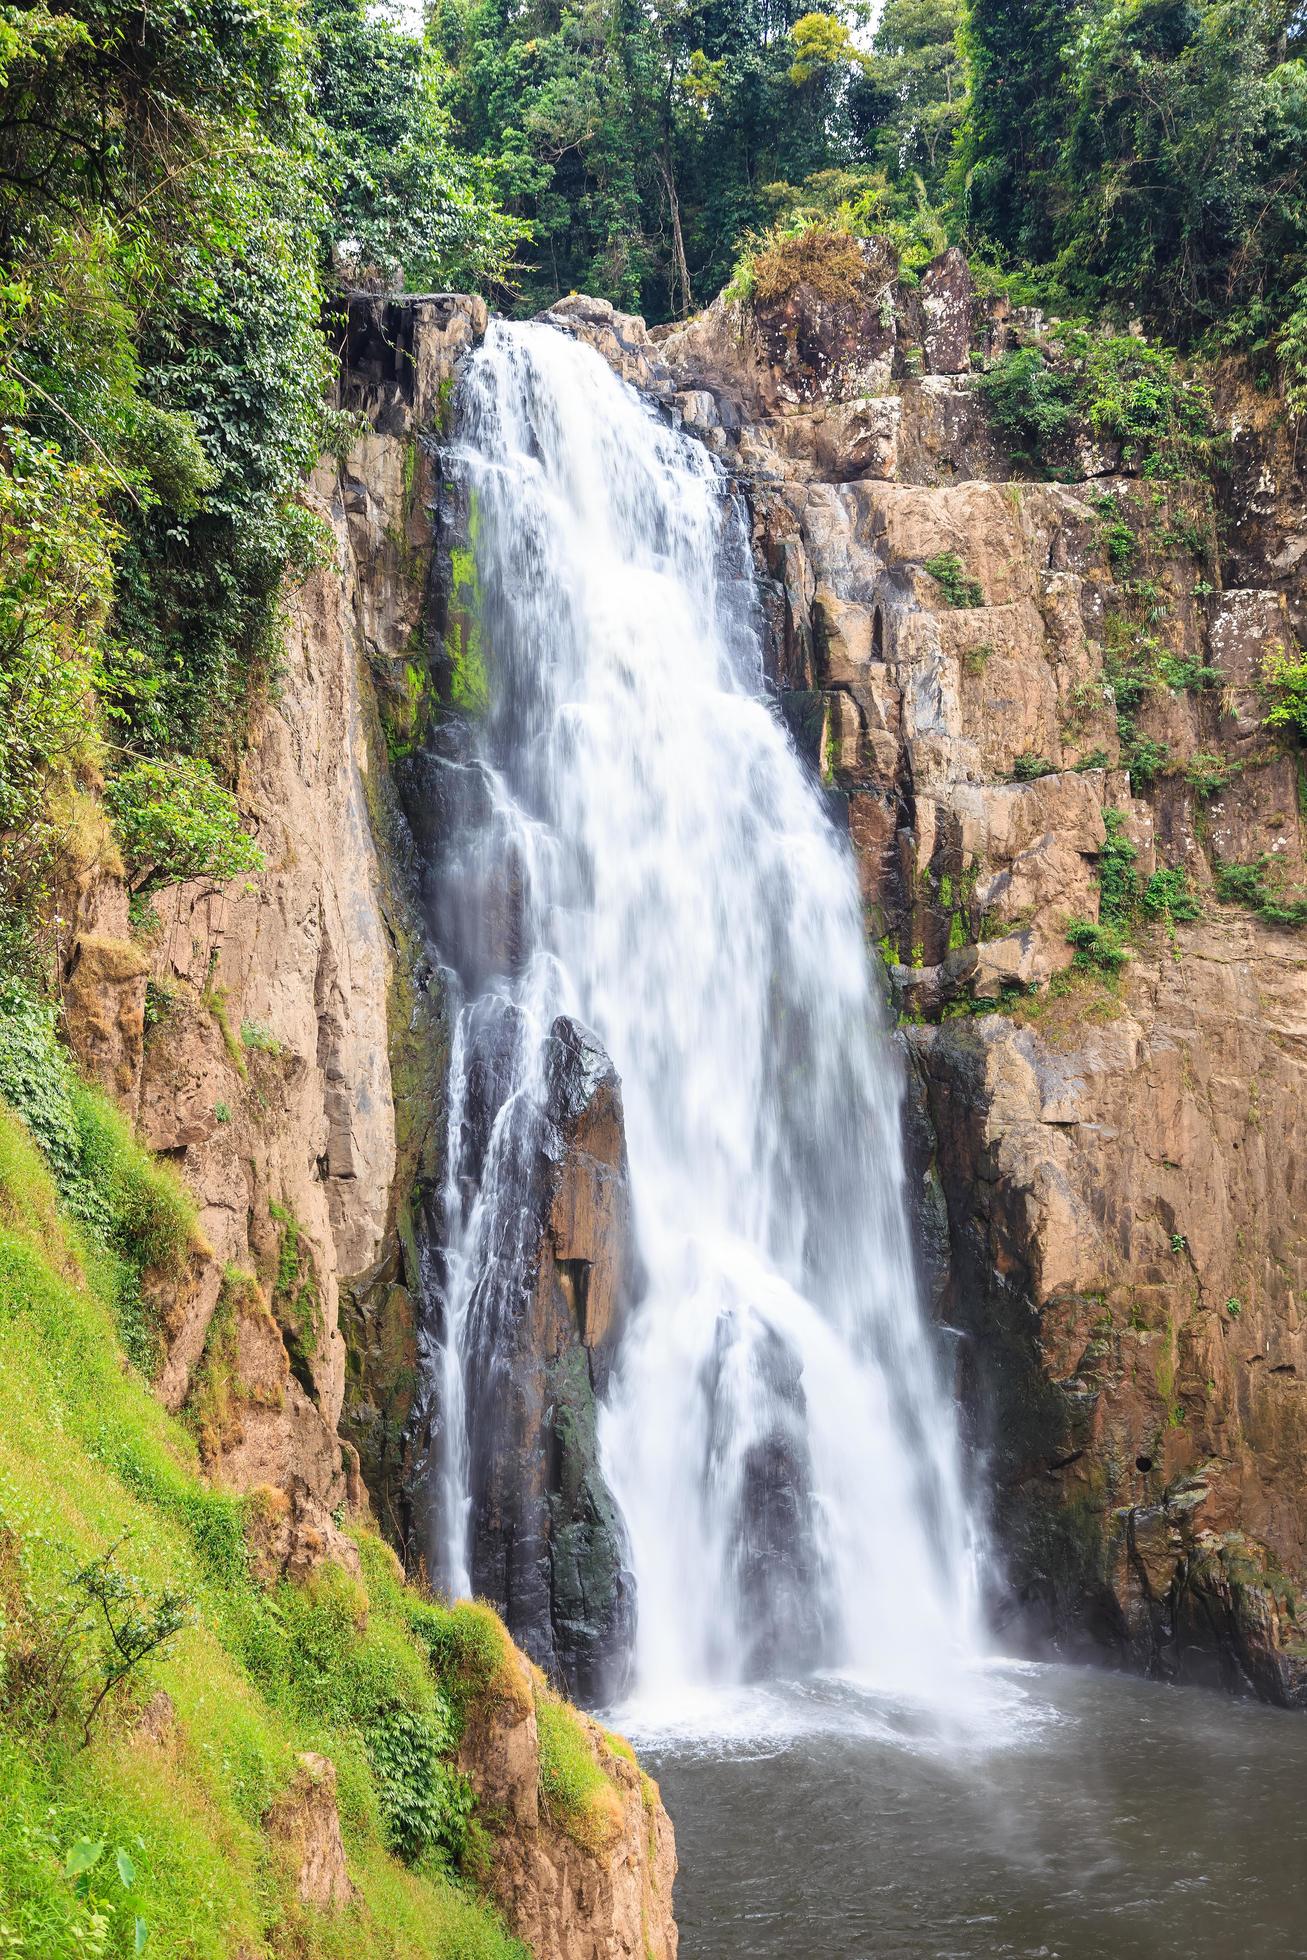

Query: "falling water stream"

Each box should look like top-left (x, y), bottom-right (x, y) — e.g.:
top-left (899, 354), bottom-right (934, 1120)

top-left (420, 321), bottom-right (1307, 1955)
top-left (430, 318), bottom-right (977, 1692)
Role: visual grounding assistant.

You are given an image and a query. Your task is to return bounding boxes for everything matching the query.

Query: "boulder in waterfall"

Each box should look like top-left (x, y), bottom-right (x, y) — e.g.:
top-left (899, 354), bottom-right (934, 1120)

top-left (460, 1013), bottom-right (635, 1701)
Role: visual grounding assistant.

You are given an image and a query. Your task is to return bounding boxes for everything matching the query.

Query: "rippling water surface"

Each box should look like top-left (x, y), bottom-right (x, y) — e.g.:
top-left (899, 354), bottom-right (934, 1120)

top-left (624, 1665), bottom-right (1307, 1959)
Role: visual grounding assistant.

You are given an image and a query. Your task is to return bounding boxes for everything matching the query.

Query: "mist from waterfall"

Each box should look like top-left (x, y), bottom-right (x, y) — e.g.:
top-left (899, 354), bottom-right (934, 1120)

top-left (430, 319), bottom-right (981, 1701)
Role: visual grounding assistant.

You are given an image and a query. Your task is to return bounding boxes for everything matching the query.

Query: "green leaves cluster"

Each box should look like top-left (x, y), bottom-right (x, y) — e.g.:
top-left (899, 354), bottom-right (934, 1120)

top-left (1214, 857), bottom-right (1307, 928)
top-left (924, 551), bottom-right (984, 607)
top-left (365, 1702), bottom-right (474, 1866)
top-left (312, 0), bottom-right (521, 294)
top-left (978, 328), bottom-right (1216, 479)
top-left (104, 760), bottom-right (263, 896)
top-left (954, 0), bottom-right (1307, 373)
top-left (1259, 640), bottom-right (1307, 738)
top-left (1067, 807), bottom-right (1200, 973)
top-left (0, 0), bottom-right (519, 984)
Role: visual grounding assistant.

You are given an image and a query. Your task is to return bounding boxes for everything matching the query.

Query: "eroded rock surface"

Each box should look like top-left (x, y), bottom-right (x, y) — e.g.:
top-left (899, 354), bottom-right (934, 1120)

top-left (267, 1752), bottom-right (355, 1909)
top-left (913, 924), bottom-right (1307, 1703)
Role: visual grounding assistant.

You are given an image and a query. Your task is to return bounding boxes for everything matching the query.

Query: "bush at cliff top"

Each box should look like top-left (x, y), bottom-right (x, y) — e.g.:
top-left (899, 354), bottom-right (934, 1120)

top-left (0, 1097), bottom-right (531, 1959)
top-left (727, 222), bottom-right (876, 307)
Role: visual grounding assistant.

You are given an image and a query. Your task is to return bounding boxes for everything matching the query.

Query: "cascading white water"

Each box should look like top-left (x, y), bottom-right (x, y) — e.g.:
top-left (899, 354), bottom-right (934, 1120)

top-left (433, 319), bottom-right (980, 1699)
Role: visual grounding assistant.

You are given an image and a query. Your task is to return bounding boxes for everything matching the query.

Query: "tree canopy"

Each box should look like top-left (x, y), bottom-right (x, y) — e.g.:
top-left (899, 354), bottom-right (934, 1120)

top-left (0, 0), bottom-right (519, 978)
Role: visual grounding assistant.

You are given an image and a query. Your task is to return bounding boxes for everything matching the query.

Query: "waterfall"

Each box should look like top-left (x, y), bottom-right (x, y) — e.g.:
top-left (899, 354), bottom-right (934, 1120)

top-left (424, 319), bottom-right (979, 1700)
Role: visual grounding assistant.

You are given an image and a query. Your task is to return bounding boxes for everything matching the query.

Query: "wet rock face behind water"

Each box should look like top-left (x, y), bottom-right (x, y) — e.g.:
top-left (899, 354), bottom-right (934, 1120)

top-left (543, 276), bottom-right (1307, 1706)
top-left (453, 1013), bottom-right (636, 1703)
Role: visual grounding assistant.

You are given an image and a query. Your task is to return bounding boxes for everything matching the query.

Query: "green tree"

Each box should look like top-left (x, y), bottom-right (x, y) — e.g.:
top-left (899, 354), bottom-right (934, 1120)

top-left (953, 0), bottom-right (1307, 362)
top-left (311, 0), bottom-right (522, 291)
top-left (950, 0), bottom-right (1080, 262)
top-left (1055, 0), bottom-right (1307, 344)
top-left (0, 0), bottom-right (518, 978)
top-left (851, 0), bottom-right (968, 198)
top-left (434, 0), bottom-right (872, 320)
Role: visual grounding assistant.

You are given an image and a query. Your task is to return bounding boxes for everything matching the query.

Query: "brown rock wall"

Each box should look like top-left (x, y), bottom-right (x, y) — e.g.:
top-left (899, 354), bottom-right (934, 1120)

top-left (567, 256), bottom-right (1307, 1703)
top-left (458, 1641), bottom-right (677, 1960)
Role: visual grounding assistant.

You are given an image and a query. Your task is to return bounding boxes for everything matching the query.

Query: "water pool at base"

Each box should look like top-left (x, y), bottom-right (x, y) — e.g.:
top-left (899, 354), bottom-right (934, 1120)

top-left (626, 1664), bottom-right (1307, 1960)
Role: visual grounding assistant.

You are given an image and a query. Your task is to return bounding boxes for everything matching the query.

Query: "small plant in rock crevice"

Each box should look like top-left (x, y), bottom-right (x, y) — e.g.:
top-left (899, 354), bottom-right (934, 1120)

top-left (1260, 641), bottom-right (1307, 739)
top-left (923, 552), bottom-right (984, 608)
top-left (1093, 492), bottom-right (1138, 575)
top-left (1064, 808), bottom-right (1200, 974)
top-left (1065, 916), bottom-right (1130, 974)
top-left (239, 1020), bottom-right (282, 1057)
top-left (268, 1199), bottom-right (320, 1394)
top-left (1184, 753), bottom-right (1241, 800)
top-left (1214, 857), bottom-right (1307, 928)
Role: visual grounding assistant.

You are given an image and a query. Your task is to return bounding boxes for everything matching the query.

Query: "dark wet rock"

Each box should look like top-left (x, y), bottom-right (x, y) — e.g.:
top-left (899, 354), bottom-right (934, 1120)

top-left (701, 1314), bottom-right (831, 1679)
top-left (458, 1014), bottom-right (635, 1700)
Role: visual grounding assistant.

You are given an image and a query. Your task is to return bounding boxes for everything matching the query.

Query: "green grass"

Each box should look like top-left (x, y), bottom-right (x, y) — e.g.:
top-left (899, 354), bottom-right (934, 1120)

top-left (0, 1099), bottom-right (528, 1960)
top-left (0, 985), bottom-right (203, 1374)
top-left (535, 1692), bottom-right (624, 1856)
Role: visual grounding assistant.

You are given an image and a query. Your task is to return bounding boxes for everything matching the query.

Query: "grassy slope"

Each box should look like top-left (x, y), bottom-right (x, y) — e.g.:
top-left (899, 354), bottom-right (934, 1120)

top-left (0, 1100), bottom-right (531, 1960)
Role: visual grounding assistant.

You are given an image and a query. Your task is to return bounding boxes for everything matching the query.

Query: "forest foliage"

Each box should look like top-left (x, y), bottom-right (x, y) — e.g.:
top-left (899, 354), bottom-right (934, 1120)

top-left (2, 0), bottom-right (1307, 992)
top-left (434, 0), bottom-right (1307, 368)
top-left (0, 0), bottom-right (518, 986)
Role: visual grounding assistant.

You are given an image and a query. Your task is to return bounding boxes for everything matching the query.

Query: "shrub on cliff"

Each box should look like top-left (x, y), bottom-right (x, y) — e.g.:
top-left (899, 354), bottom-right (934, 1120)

top-left (1259, 641), bottom-right (1307, 739)
top-left (974, 347), bottom-right (1076, 469)
top-left (727, 222), bottom-right (875, 307)
top-left (978, 330), bottom-right (1216, 480)
top-left (104, 760), bottom-right (263, 897)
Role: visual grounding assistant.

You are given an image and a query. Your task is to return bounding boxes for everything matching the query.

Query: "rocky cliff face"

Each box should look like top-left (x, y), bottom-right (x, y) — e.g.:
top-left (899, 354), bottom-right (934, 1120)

top-left (538, 264), bottom-right (1307, 1707)
top-left (67, 249), bottom-right (1306, 1914)
top-left (458, 1636), bottom-right (676, 1960)
top-left (58, 290), bottom-right (677, 1955)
